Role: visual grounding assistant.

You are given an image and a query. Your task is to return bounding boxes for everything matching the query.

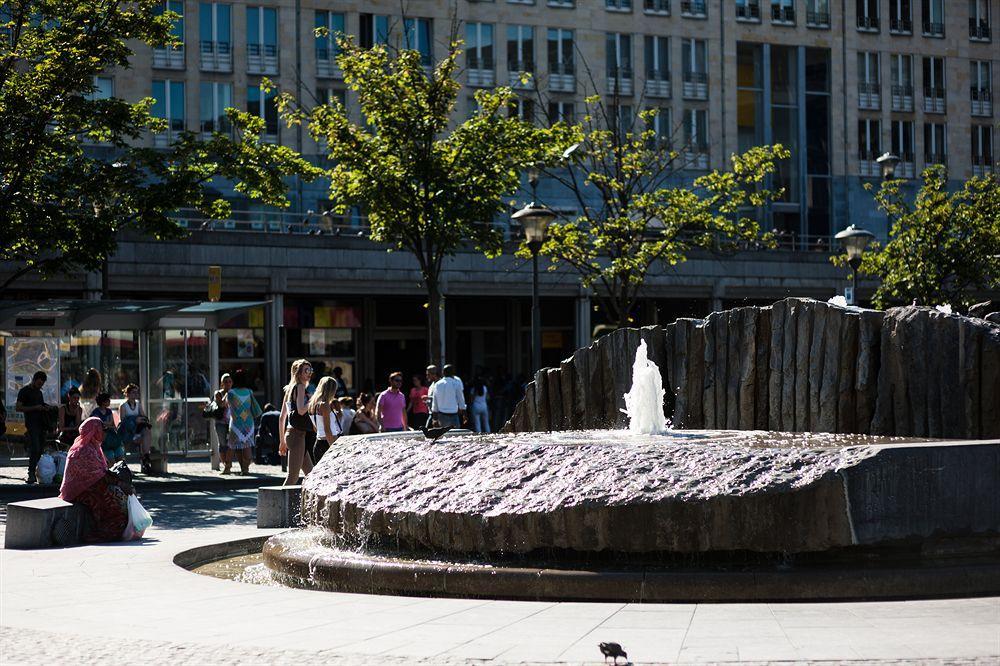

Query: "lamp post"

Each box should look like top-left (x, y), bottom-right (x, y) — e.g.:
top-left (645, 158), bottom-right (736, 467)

top-left (513, 202), bottom-right (556, 373)
top-left (835, 225), bottom-right (875, 305)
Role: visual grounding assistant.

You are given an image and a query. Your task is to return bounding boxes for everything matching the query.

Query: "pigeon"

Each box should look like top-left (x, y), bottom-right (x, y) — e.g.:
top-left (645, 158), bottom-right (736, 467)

top-left (599, 642), bottom-right (628, 664)
top-left (419, 425), bottom-right (453, 443)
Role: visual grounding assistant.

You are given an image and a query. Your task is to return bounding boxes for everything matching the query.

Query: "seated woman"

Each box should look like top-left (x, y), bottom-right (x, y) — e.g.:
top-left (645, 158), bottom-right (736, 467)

top-left (91, 392), bottom-right (124, 465)
top-left (118, 384), bottom-right (153, 474)
top-left (59, 417), bottom-right (136, 542)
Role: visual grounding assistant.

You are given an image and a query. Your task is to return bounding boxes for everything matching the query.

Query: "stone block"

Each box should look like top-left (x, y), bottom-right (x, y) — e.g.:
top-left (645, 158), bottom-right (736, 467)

top-left (5, 497), bottom-right (87, 549)
top-left (257, 485), bottom-right (302, 528)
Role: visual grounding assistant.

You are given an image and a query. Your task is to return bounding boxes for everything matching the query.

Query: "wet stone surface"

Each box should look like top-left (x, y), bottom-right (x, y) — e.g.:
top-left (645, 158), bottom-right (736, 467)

top-left (299, 431), bottom-right (914, 556)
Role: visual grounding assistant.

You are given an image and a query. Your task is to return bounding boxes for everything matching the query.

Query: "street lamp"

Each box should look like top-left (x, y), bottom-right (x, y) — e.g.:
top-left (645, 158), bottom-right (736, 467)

top-left (513, 202), bottom-right (556, 373)
top-left (835, 224), bottom-right (875, 306)
top-left (876, 152), bottom-right (900, 181)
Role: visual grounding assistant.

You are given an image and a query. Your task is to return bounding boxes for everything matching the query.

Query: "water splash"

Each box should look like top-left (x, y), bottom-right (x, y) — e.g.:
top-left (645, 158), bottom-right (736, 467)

top-left (621, 340), bottom-right (667, 435)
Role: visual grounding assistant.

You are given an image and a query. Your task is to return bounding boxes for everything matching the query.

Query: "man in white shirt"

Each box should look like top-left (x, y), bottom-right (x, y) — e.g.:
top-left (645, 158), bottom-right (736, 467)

top-left (430, 364), bottom-right (465, 428)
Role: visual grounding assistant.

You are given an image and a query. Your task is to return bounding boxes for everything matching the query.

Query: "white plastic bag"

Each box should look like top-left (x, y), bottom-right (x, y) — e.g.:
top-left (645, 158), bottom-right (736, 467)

top-left (126, 494), bottom-right (153, 538)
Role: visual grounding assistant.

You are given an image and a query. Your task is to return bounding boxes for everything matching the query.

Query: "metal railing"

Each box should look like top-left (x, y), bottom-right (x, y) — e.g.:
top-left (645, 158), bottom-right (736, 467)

top-left (857, 15), bottom-right (880, 31)
top-left (923, 87), bottom-right (946, 113)
top-left (247, 43), bottom-right (279, 74)
top-left (680, 0), bottom-right (706, 17)
top-left (806, 10), bottom-right (830, 26)
top-left (736, 3), bottom-right (760, 21)
top-left (771, 4), bottom-right (795, 23)
top-left (199, 41), bottom-right (231, 72)
top-left (922, 20), bottom-right (944, 36)
top-left (969, 19), bottom-right (992, 40)
top-left (924, 152), bottom-right (947, 166)
top-left (857, 82), bottom-right (881, 109)
top-left (890, 17), bottom-right (912, 33)
top-left (890, 84), bottom-right (914, 111)
top-left (971, 88), bottom-right (993, 116)
top-left (152, 45), bottom-right (185, 70)
top-left (644, 0), bottom-right (670, 14)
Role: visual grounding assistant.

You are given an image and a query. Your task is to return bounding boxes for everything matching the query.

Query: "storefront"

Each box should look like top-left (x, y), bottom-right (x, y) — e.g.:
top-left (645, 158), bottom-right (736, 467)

top-left (0, 300), bottom-right (266, 457)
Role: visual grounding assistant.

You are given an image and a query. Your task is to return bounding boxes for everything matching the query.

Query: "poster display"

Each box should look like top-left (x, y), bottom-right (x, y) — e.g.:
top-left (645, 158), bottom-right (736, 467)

top-left (4, 337), bottom-right (61, 422)
top-left (237, 329), bottom-right (255, 359)
top-left (307, 329), bottom-right (325, 357)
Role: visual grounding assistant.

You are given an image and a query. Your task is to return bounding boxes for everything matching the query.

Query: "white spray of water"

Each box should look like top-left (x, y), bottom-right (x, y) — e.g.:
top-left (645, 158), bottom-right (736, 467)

top-left (621, 340), bottom-right (667, 435)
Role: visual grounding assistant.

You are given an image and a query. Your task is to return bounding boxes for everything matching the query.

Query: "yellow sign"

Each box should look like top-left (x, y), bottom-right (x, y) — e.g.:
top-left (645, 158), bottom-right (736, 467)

top-left (542, 331), bottom-right (564, 349)
top-left (208, 266), bottom-right (222, 302)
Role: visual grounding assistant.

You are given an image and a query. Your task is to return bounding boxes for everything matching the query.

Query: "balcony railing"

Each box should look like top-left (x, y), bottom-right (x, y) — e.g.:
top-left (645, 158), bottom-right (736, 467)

top-left (644, 0), bottom-right (670, 14)
top-left (736, 3), bottom-right (760, 21)
top-left (644, 71), bottom-right (671, 98)
top-left (508, 60), bottom-right (535, 89)
top-left (467, 57), bottom-right (496, 87)
top-left (680, 0), bottom-right (706, 17)
top-left (547, 0), bottom-right (574, 7)
top-left (972, 156), bottom-right (995, 177)
top-left (858, 149), bottom-right (881, 177)
top-left (857, 15), bottom-right (880, 31)
top-left (607, 67), bottom-right (634, 96)
top-left (971, 88), bottom-right (993, 116)
top-left (806, 10), bottom-right (830, 27)
top-left (896, 153), bottom-right (915, 178)
top-left (152, 46), bottom-right (185, 70)
top-left (549, 62), bottom-right (576, 93)
top-left (922, 21), bottom-right (944, 37)
top-left (682, 71), bottom-right (708, 99)
top-left (890, 84), bottom-right (914, 112)
top-left (969, 19), bottom-right (992, 40)
top-left (771, 5), bottom-right (795, 24)
top-left (684, 149), bottom-right (709, 170)
top-left (890, 17), bottom-right (912, 33)
top-left (316, 48), bottom-right (342, 79)
top-left (606, 0), bottom-right (632, 12)
top-left (924, 152), bottom-right (947, 166)
top-left (248, 43), bottom-right (278, 74)
top-left (199, 41), bottom-right (231, 72)
top-left (923, 87), bottom-right (946, 113)
top-left (858, 82), bottom-right (881, 109)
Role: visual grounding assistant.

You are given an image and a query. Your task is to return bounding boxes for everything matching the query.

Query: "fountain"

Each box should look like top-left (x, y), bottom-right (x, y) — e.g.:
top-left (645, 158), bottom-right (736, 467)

top-left (195, 299), bottom-right (1000, 601)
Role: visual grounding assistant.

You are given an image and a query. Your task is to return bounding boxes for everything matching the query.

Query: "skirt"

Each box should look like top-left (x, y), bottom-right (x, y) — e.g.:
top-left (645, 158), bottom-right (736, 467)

top-left (75, 478), bottom-right (129, 542)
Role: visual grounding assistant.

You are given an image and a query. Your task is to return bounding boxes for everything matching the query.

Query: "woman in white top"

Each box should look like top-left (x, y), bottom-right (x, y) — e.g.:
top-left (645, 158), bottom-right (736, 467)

top-left (469, 377), bottom-right (490, 434)
top-left (308, 377), bottom-right (342, 462)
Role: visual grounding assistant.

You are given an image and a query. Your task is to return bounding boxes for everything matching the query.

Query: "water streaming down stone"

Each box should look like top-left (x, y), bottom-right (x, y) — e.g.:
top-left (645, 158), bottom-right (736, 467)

top-left (622, 340), bottom-right (667, 435)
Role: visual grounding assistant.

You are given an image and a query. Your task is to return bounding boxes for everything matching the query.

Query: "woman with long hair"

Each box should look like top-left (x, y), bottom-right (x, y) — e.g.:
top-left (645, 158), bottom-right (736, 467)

top-left (279, 359), bottom-right (314, 486)
top-left (79, 367), bottom-right (102, 420)
top-left (469, 376), bottom-right (490, 434)
top-left (350, 392), bottom-right (378, 434)
top-left (227, 369), bottom-right (263, 475)
top-left (307, 376), bottom-right (342, 462)
top-left (118, 384), bottom-right (153, 473)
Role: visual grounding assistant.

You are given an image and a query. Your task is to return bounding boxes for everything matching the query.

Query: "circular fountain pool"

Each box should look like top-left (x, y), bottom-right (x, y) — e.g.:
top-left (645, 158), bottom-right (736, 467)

top-left (207, 429), bottom-right (1000, 602)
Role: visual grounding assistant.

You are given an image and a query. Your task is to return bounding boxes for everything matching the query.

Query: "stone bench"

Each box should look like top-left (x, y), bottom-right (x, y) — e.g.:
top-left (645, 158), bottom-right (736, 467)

top-left (5, 497), bottom-right (90, 549)
top-left (257, 485), bottom-right (301, 528)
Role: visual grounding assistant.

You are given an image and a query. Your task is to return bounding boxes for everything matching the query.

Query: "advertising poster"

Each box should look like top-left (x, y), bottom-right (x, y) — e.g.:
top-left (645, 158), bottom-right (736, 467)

top-left (237, 329), bottom-right (255, 359)
top-left (5, 337), bottom-right (61, 422)
top-left (307, 329), bottom-right (326, 357)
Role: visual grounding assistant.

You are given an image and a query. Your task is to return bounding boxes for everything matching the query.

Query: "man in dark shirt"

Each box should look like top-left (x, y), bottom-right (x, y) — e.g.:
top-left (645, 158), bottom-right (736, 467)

top-left (255, 404), bottom-right (282, 467)
top-left (16, 371), bottom-right (52, 484)
top-left (332, 366), bottom-right (347, 398)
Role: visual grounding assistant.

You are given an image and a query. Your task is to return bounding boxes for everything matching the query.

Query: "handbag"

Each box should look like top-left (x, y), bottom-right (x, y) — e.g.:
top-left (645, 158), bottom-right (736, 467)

top-left (108, 459), bottom-right (133, 485)
top-left (202, 400), bottom-right (223, 420)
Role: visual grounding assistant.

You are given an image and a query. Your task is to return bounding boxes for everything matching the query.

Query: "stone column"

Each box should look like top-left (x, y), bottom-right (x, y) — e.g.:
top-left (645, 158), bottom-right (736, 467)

top-left (265, 291), bottom-right (285, 404)
top-left (575, 293), bottom-right (591, 351)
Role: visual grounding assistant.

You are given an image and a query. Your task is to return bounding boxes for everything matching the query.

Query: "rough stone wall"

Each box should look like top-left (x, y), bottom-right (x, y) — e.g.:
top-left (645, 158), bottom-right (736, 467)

top-left (503, 298), bottom-right (1000, 439)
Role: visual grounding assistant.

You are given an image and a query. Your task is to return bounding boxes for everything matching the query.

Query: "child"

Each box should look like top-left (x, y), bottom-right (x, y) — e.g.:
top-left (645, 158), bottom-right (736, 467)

top-left (92, 393), bottom-right (124, 464)
top-left (36, 445), bottom-right (57, 485)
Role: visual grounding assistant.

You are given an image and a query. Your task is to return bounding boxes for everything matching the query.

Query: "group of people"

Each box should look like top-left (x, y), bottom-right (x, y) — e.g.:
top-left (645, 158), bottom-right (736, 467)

top-left (14, 369), bottom-right (155, 485)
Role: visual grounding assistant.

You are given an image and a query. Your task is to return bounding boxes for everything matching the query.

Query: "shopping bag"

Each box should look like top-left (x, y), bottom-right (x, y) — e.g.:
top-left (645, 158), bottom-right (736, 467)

top-left (126, 494), bottom-right (153, 538)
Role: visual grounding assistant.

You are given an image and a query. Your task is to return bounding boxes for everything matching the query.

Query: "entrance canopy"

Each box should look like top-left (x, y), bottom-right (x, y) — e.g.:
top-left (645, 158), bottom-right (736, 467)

top-left (0, 300), bottom-right (269, 331)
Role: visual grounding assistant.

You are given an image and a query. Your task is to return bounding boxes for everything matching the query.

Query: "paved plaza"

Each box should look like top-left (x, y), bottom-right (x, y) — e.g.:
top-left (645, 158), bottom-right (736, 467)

top-left (1, 489), bottom-right (998, 665)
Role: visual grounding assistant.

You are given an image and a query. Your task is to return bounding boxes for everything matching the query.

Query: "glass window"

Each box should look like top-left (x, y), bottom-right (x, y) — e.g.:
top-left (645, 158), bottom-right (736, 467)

top-left (682, 38), bottom-right (707, 76)
top-left (247, 6), bottom-right (278, 74)
top-left (507, 25), bottom-right (534, 73)
top-left (466, 22), bottom-right (494, 70)
top-left (805, 95), bottom-right (830, 174)
top-left (645, 36), bottom-right (669, 80)
top-left (86, 76), bottom-right (114, 101)
top-left (359, 14), bottom-right (390, 48)
top-left (548, 101), bottom-right (574, 124)
top-left (247, 84), bottom-right (278, 138)
top-left (403, 17), bottom-right (432, 65)
top-left (200, 81), bottom-right (232, 135)
top-left (684, 108), bottom-right (707, 151)
top-left (770, 45), bottom-right (797, 105)
top-left (152, 80), bottom-right (185, 132)
top-left (156, 0), bottom-right (184, 42)
top-left (547, 28), bottom-right (574, 70)
top-left (606, 33), bottom-right (632, 78)
top-left (200, 3), bottom-right (230, 47)
top-left (805, 48), bottom-right (829, 92)
top-left (315, 11), bottom-right (344, 62)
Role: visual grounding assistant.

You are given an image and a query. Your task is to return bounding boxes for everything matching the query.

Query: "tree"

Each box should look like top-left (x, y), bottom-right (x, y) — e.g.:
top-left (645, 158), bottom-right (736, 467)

top-left (518, 98), bottom-right (789, 328)
top-left (274, 37), bottom-right (573, 365)
top-left (0, 0), bottom-right (314, 290)
top-left (836, 166), bottom-right (1000, 309)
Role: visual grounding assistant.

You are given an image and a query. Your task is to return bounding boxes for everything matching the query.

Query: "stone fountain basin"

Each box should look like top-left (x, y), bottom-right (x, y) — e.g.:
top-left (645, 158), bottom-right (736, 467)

top-left (299, 431), bottom-right (1000, 557)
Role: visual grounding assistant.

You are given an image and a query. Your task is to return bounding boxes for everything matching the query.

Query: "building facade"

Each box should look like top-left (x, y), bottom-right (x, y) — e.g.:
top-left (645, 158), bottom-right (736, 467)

top-left (5, 0), bottom-right (999, 404)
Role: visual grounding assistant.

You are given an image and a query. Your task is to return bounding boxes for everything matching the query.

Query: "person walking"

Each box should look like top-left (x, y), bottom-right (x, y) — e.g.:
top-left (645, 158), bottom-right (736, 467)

top-left (407, 374), bottom-right (428, 427)
top-left (16, 371), bottom-right (54, 484)
top-left (422, 364), bottom-right (440, 427)
top-left (430, 365), bottom-right (466, 429)
top-left (227, 369), bottom-right (263, 475)
top-left (308, 376), bottom-right (342, 461)
top-left (279, 359), bottom-right (315, 486)
top-left (212, 373), bottom-right (232, 473)
top-left (376, 372), bottom-right (408, 432)
top-left (469, 377), bottom-right (490, 434)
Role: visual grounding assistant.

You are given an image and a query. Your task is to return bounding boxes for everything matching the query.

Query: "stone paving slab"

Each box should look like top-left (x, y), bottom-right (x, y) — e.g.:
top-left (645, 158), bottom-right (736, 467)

top-left (1, 490), bottom-right (999, 664)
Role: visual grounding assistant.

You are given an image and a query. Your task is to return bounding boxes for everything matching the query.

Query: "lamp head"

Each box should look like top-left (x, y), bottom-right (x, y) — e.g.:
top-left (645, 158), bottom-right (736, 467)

top-left (835, 224), bottom-right (876, 261)
top-left (512, 203), bottom-right (556, 245)
top-left (876, 152), bottom-right (900, 181)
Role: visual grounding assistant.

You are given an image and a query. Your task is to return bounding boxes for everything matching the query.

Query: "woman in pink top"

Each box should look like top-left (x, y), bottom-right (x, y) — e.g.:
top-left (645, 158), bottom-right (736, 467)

top-left (376, 371), bottom-right (408, 432)
top-left (408, 374), bottom-right (429, 426)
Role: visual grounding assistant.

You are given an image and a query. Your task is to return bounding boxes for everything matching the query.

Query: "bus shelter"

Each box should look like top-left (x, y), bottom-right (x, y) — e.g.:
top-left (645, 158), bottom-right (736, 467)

top-left (0, 300), bottom-right (268, 458)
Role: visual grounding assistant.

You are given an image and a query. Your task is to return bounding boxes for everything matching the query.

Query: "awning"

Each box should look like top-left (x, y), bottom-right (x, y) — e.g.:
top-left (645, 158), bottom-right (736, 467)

top-left (0, 300), bottom-right (270, 331)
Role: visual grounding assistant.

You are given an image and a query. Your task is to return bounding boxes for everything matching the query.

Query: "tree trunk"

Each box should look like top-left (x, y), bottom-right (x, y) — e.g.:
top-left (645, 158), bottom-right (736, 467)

top-left (425, 277), bottom-right (444, 368)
